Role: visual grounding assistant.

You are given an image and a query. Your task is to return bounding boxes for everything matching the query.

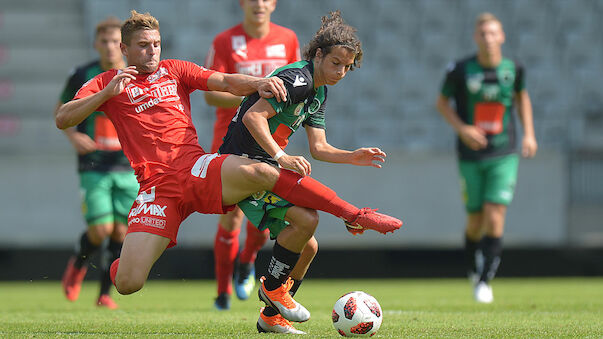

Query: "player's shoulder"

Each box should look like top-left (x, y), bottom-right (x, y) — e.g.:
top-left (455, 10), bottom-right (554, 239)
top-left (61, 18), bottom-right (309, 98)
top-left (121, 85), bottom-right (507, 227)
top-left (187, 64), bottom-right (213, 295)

top-left (268, 22), bottom-right (297, 39)
top-left (213, 23), bottom-right (244, 43)
top-left (445, 54), bottom-right (475, 73)
top-left (69, 60), bottom-right (100, 79)
top-left (502, 56), bottom-right (524, 70)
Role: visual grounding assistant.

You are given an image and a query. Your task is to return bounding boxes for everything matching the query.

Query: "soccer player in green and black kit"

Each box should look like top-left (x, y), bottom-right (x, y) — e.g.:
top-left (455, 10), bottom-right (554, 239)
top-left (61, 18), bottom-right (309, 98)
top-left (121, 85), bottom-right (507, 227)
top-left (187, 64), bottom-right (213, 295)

top-left (436, 13), bottom-right (538, 303)
top-left (221, 11), bottom-right (398, 333)
top-left (53, 17), bottom-right (139, 309)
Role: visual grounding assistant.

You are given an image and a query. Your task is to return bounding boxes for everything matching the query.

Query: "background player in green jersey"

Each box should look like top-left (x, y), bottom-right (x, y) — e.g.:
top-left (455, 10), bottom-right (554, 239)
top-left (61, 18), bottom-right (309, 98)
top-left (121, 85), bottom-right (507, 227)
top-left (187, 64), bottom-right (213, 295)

top-left (221, 11), bottom-right (398, 333)
top-left (436, 13), bottom-right (538, 303)
top-left (53, 17), bottom-right (139, 309)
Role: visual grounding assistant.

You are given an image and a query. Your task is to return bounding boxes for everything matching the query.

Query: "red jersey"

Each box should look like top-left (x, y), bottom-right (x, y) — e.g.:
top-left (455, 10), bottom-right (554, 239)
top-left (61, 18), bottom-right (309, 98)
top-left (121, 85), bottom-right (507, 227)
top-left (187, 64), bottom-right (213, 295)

top-left (205, 22), bottom-right (300, 152)
top-left (74, 59), bottom-right (216, 181)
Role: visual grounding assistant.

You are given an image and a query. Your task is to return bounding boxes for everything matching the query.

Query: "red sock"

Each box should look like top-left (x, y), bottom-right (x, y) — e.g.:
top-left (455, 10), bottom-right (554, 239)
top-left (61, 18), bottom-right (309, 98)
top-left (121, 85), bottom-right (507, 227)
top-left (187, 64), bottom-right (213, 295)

top-left (214, 224), bottom-right (240, 295)
top-left (271, 169), bottom-right (359, 221)
top-left (239, 221), bottom-right (269, 264)
top-left (110, 258), bottom-right (119, 288)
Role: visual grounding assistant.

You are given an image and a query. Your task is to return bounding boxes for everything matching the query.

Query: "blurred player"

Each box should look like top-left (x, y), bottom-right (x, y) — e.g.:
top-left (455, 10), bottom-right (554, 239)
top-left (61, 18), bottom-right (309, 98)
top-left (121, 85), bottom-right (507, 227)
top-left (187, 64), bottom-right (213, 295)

top-left (204, 0), bottom-right (301, 310)
top-left (220, 11), bottom-right (393, 333)
top-left (436, 13), bottom-right (537, 303)
top-left (55, 10), bottom-right (402, 309)
top-left (54, 17), bottom-right (139, 309)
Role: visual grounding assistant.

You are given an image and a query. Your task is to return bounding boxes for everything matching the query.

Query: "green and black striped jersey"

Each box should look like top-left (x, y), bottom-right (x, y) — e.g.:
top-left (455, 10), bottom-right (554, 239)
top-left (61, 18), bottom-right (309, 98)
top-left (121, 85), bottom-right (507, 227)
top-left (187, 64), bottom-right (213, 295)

top-left (441, 55), bottom-right (525, 160)
top-left (220, 60), bottom-right (327, 164)
top-left (60, 60), bottom-right (131, 172)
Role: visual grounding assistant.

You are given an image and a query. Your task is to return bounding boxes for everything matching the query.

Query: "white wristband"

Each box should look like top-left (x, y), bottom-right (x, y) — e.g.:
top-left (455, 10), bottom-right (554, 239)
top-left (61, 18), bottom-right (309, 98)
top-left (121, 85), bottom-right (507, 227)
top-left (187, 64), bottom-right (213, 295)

top-left (274, 150), bottom-right (286, 161)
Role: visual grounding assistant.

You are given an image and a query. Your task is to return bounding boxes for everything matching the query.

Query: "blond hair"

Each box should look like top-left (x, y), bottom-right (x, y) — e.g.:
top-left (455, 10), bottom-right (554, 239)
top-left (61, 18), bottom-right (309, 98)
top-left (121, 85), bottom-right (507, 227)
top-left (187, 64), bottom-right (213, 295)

top-left (95, 16), bottom-right (122, 38)
top-left (121, 10), bottom-right (160, 45)
top-left (475, 12), bottom-right (503, 29)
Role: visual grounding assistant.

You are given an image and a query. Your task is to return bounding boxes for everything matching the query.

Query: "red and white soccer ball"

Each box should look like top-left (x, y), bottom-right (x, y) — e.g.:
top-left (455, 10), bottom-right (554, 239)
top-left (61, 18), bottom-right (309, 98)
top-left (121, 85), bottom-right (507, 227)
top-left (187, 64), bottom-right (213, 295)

top-left (332, 291), bottom-right (383, 337)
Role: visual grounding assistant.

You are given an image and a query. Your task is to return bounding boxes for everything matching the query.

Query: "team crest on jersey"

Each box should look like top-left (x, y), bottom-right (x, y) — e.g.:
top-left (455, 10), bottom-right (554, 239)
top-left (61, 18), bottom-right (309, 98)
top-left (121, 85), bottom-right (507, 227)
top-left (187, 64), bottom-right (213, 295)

top-left (308, 97), bottom-right (321, 114)
top-left (467, 73), bottom-right (484, 94)
top-left (293, 102), bottom-right (304, 116)
top-left (499, 69), bottom-right (515, 86)
top-left (266, 44), bottom-right (286, 58)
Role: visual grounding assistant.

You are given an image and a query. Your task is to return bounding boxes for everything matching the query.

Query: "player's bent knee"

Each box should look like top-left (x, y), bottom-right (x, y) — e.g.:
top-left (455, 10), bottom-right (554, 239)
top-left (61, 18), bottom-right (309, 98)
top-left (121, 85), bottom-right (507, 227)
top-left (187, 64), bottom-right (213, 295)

top-left (115, 272), bottom-right (145, 295)
top-left (306, 237), bottom-right (319, 256)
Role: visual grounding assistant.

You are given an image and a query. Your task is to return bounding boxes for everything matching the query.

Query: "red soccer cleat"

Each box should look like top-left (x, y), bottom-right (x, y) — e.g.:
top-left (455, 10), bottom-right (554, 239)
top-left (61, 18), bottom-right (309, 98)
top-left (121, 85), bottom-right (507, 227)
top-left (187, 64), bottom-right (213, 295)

top-left (97, 294), bottom-right (119, 309)
top-left (61, 256), bottom-right (87, 302)
top-left (345, 208), bottom-right (402, 235)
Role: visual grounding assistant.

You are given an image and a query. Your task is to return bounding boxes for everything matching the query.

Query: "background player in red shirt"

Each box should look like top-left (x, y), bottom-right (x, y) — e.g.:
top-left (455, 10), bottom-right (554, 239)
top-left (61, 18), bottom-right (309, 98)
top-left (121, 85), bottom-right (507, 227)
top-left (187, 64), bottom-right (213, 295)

top-left (204, 0), bottom-right (301, 310)
top-left (55, 10), bottom-right (401, 302)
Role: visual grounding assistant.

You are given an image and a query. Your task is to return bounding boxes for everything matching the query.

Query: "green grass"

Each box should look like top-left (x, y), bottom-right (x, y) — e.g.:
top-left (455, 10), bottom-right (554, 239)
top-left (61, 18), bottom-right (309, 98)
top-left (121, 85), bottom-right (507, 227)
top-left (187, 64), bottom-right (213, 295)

top-left (0, 278), bottom-right (601, 338)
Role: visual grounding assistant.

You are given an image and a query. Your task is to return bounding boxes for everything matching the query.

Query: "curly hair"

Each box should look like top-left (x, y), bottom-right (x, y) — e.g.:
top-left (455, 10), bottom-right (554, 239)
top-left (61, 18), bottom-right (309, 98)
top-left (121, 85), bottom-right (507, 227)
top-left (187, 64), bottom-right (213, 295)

top-left (121, 10), bottom-right (160, 45)
top-left (302, 11), bottom-right (363, 70)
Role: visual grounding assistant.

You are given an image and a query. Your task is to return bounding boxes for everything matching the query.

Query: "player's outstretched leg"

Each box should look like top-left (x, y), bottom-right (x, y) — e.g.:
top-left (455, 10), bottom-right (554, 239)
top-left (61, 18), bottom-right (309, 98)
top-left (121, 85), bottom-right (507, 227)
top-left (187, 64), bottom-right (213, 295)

top-left (221, 158), bottom-right (402, 235)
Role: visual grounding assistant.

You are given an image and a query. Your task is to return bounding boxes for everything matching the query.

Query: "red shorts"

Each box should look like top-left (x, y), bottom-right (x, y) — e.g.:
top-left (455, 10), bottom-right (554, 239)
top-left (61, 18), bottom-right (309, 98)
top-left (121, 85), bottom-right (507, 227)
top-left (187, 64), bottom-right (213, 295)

top-left (126, 153), bottom-right (235, 248)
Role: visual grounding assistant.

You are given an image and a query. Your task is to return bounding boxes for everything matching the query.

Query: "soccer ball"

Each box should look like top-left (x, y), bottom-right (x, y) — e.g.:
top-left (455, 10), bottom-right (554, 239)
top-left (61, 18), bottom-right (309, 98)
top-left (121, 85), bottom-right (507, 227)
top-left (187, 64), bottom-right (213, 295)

top-left (332, 291), bottom-right (383, 337)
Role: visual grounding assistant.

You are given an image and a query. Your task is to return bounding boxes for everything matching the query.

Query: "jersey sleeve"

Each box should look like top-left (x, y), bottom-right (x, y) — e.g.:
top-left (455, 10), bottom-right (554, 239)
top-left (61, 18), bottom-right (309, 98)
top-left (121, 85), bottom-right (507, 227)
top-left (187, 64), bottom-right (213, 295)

top-left (72, 71), bottom-right (112, 111)
top-left (265, 67), bottom-right (313, 114)
top-left (59, 67), bottom-right (85, 103)
top-left (440, 61), bottom-right (461, 98)
top-left (172, 59), bottom-right (216, 92)
top-left (204, 37), bottom-right (230, 73)
top-left (514, 61), bottom-right (526, 93)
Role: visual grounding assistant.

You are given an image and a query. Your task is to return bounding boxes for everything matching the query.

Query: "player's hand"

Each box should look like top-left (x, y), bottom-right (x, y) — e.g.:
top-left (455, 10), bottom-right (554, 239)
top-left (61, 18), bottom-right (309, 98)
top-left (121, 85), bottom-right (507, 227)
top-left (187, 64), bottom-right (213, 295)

top-left (103, 66), bottom-right (138, 97)
top-left (67, 131), bottom-right (97, 155)
top-left (257, 76), bottom-right (287, 103)
top-left (458, 125), bottom-right (488, 150)
top-left (277, 154), bottom-right (311, 176)
top-left (521, 135), bottom-right (538, 158)
top-left (350, 147), bottom-right (386, 168)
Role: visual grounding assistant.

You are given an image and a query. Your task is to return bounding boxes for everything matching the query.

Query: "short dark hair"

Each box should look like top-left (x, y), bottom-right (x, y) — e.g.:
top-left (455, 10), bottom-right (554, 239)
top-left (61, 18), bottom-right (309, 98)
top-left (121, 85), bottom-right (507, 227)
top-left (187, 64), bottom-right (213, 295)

top-left (302, 11), bottom-right (363, 70)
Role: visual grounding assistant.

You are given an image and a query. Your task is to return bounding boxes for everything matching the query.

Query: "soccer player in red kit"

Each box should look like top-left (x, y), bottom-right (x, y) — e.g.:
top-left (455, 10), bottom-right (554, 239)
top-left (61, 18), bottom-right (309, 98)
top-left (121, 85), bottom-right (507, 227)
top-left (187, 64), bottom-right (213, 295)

top-left (204, 0), bottom-right (301, 309)
top-left (55, 10), bottom-right (401, 299)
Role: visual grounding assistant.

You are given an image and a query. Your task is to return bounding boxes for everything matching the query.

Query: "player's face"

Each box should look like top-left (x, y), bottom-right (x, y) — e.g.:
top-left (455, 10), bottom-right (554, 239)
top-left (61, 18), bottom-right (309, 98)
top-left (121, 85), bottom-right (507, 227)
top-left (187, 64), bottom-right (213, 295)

top-left (240, 0), bottom-right (276, 25)
top-left (121, 29), bottom-right (161, 74)
top-left (474, 20), bottom-right (505, 55)
top-left (314, 46), bottom-right (356, 86)
top-left (95, 28), bottom-right (122, 65)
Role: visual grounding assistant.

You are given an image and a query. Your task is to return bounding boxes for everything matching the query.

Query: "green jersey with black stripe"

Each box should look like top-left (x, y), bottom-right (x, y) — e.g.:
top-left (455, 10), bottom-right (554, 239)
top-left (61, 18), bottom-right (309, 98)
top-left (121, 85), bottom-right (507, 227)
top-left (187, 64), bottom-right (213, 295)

top-left (220, 60), bottom-right (327, 164)
top-left (60, 60), bottom-right (131, 172)
top-left (441, 55), bottom-right (525, 160)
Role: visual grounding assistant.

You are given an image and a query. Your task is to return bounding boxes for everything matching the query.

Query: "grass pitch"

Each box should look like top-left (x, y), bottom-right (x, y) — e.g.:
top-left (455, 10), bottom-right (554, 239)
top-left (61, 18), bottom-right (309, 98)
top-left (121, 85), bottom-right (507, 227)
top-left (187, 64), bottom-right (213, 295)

top-left (0, 278), bottom-right (601, 338)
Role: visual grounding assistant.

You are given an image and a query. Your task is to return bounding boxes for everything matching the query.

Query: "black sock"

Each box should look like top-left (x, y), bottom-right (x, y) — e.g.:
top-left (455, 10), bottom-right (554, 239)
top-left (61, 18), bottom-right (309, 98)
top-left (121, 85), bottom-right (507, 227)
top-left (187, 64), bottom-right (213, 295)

top-left (263, 241), bottom-right (300, 291)
top-left (263, 278), bottom-right (303, 317)
top-left (464, 234), bottom-right (480, 276)
top-left (100, 239), bottom-right (122, 296)
top-left (74, 231), bottom-right (100, 269)
top-left (479, 236), bottom-right (502, 283)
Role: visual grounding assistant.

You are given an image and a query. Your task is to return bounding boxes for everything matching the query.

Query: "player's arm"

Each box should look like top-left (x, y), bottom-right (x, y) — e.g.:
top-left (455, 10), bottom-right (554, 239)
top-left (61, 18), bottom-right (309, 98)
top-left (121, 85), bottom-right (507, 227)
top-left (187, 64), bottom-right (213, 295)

top-left (56, 66), bottom-right (138, 129)
top-left (207, 72), bottom-right (287, 103)
top-left (53, 101), bottom-right (96, 154)
top-left (515, 89), bottom-right (538, 158)
top-left (306, 126), bottom-right (386, 168)
top-left (242, 98), bottom-right (311, 176)
top-left (436, 94), bottom-right (487, 151)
